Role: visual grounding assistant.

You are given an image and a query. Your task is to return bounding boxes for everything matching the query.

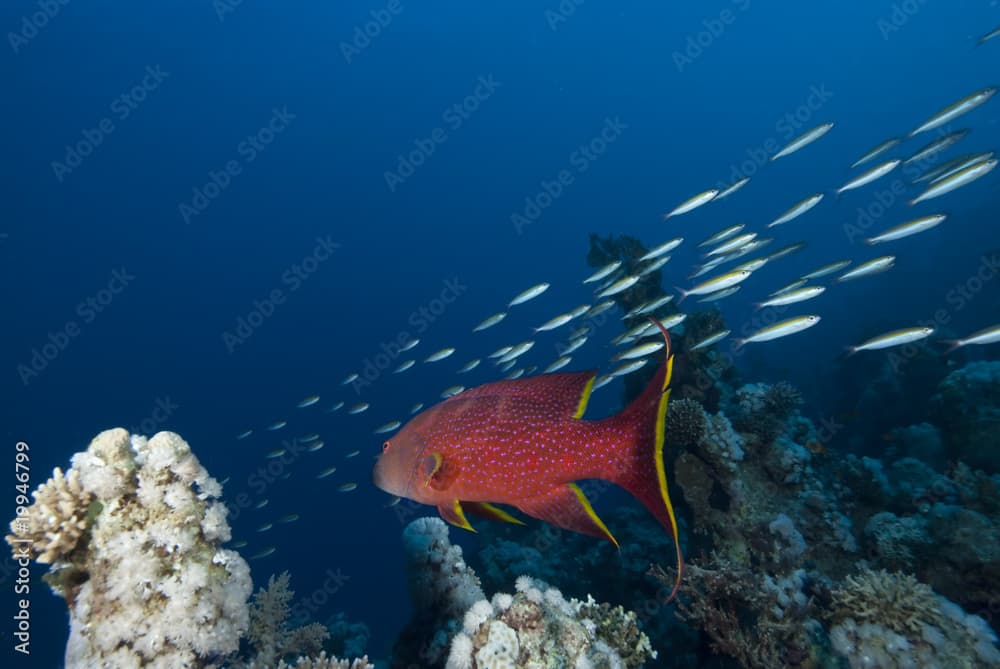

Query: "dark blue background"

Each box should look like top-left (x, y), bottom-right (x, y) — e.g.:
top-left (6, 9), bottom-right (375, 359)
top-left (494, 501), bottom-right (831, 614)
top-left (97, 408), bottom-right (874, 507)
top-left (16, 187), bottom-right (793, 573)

top-left (3, 1), bottom-right (999, 665)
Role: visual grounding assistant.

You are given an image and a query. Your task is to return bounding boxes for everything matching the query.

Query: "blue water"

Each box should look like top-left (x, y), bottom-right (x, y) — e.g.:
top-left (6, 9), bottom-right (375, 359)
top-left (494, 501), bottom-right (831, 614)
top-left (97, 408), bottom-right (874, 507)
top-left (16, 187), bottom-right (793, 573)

top-left (4, 1), bottom-right (1000, 666)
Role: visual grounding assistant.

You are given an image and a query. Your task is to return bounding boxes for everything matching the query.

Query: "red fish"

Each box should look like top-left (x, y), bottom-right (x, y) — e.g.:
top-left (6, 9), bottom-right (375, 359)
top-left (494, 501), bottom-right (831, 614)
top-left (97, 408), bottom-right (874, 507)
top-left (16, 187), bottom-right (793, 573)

top-left (373, 319), bottom-right (684, 599)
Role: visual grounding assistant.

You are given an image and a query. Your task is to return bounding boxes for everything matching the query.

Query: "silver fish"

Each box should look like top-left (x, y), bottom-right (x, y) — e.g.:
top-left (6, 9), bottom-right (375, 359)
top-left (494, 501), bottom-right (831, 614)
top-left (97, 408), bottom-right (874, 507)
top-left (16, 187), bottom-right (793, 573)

top-left (393, 359), bottom-right (416, 373)
top-left (697, 286), bottom-right (741, 303)
top-left (663, 189), bottom-right (718, 219)
top-left (441, 385), bottom-right (465, 398)
top-left (583, 261), bottom-right (623, 284)
top-left (410, 402), bottom-right (424, 414)
top-left (705, 232), bottom-right (758, 256)
top-left (903, 129), bottom-right (969, 165)
top-left (714, 177), bottom-right (750, 201)
top-left (850, 137), bottom-right (901, 169)
top-left (341, 373), bottom-right (359, 385)
top-left (236, 429), bottom-right (253, 440)
top-left (584, 301), bottom-right (616, 318)
top-left (943, 324), bottom-right (1000, 351)
top-left (867, 214), bottom-right (946, 244)
top-left (347, 402), bottom-right (370, 414)
top-left (424, 347), bottom-right (456, 363)
top-left (926, 152), bottom-right (995, 185)
top-left (639, 237), bottom-right (684, 261)
top-left (317, 466), bottom-right (337, 479)
top-left (543, 356), bottom-right (573, 373)
top-left (837, 256), bottom-right (895, 282)
top-left (680, 270), bottom-right (752, 300)
top-left (613, 341), bottom-right (664, 361)
top-left (596, 275), bottom-right (640, 298)
top-left (560, 337), bottom-right (588, 355)
top-left (698, 223), bottom-right (745, 247)
top-left (296, 395), bottom-right (320, 408)
top-left (765, 242), bottom-right (806, 262)
top-left (690, 329), bottom-right (731, 351)
top-left (639, 256), bottom-right (671, 276)
top-left (457, 358), bottom-right (481, 374)
top-left (735, 315), bottom-right (821, 347)
top-left (835, 159), bottom-right (901, 195)
top-left (509, 283), bottom-right (550, 307)
top-left (908, 159), bottom-right (997, 206)
top-left (400, 338), bottom-right (420, 352)
top-left (266, 421), bottom-right (286, 431)
top-left (534, 313), bottom-right (575, 332)
top-left (909, 87), bottom-right (997, 137)
top-left (767, 193), bottom-right (823, 228)
top-left (848, 327), bottom-right (934, 354)
top-left (771, 122), bottom-right (834, 161)
top-left (610, 359), bottom-right (649, 377)
top-left (374, 420), bottom-right (402, 434)
top-left (497, 341), bottom-right (534, 364)
top-left (801, 259), bottom-right (851, 280)
top-left (755, 286), bottom-right (825, 309)
top-left (473, 312), bottom-right (507, 332)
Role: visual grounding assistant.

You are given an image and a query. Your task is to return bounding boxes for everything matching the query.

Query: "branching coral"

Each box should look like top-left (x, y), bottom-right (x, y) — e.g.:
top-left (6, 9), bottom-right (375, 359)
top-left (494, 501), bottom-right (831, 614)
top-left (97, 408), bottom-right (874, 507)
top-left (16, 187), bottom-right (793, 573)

top-left (827, 569), bottom-right (1000, 668)
top-left (650, 555), bottom-right (817, 669)
top-left (240, 572), bottom-right (330, 667)
top-left (8, 466), bottom-right (95, 564)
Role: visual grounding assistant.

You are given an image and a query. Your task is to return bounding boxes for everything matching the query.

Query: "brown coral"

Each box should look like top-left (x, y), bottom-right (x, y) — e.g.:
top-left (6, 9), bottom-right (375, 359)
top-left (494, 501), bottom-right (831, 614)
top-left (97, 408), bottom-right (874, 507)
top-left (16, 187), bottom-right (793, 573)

top-left (830, 569), bottom-right (943, 636)
top-left (6, 467), bottom-right (96, 564)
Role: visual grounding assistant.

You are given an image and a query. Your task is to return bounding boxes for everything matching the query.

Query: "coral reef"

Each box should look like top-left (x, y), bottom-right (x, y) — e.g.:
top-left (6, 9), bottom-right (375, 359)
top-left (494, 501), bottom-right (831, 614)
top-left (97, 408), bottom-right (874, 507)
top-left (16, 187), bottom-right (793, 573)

top-left (7, 428), bottom-right (252, 668)
top-left (7, 429), bottom-right (372, 669)
top-left (930, 360), bottom-right (1000, 471)
top-left (445, 576), bottom-right (655, 669)
top-left (235, 572), bottom-right (330, 667)
top-left (663, 397), bottom-right (707, 449)
top-left (827, 569), bottom-right (1000, 668)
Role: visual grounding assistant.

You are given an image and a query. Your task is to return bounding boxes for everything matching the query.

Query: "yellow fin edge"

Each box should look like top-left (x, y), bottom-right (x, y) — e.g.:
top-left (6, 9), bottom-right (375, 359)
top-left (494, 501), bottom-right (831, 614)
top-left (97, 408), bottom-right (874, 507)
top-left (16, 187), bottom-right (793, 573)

top-left (568, 482), bottom-right (619, 548)
top-left (573, 375), bottom-right (596, 419)
top-left (477, 502), bottom-right (526, 525)
top-left (449, 499), bottom-right (476, 532)
top-left (655, 352), bottom-right (684, 602)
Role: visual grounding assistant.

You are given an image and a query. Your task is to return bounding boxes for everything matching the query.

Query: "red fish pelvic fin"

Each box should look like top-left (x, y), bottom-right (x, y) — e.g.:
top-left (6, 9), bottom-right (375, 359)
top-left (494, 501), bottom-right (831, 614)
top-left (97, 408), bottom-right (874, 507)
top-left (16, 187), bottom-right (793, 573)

top-left (438, 500), bottom-right (476, 532)
top-left (515, 483), bottom-right (619, 548)
top-left (601, 318), bottom-right (685, 601)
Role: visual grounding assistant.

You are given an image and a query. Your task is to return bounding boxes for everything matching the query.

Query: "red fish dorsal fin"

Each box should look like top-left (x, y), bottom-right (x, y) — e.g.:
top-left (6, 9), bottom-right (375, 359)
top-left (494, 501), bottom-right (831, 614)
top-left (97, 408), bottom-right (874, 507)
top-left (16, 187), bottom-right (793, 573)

top-left (515, 483), bottom-right (619, 548)
top-left (450, 370), bottom-right (598, 419)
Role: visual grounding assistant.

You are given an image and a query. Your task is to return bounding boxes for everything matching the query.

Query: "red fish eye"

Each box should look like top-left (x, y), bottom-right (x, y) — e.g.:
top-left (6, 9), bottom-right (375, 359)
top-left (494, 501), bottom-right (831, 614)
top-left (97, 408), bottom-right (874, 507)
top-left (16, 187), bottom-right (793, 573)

top-left (382, 441), bottom-right (390, 452)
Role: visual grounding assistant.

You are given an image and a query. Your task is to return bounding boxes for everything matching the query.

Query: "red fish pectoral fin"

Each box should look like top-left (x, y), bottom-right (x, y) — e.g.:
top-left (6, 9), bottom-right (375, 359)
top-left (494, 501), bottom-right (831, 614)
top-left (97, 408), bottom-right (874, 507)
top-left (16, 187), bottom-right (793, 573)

top-left (463, 502), bottom-right (526, 525)
top-left (438, 500), bottom-right (476, 533)
top-left (515, 483), bottom-right (619, 548)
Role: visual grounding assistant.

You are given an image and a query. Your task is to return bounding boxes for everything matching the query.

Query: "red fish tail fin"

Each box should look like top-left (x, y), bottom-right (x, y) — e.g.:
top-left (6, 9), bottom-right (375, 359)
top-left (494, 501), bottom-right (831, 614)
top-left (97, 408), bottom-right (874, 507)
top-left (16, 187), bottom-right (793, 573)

top-left (601, 318), bottom-right (684, 601)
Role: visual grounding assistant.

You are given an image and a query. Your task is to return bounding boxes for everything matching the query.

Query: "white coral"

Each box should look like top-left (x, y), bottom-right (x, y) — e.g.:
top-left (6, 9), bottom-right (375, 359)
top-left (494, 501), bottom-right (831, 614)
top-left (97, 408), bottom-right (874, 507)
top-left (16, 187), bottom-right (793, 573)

top-left (8, 428), bottom-right (252, 668)
top-left (7, 466), bottom-right (94, 564)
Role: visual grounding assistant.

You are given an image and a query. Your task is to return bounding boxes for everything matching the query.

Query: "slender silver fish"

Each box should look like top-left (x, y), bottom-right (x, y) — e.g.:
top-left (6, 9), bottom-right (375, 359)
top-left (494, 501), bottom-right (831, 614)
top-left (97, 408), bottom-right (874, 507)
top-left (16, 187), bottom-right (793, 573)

top-left (424, 347), bottom-right (456, 363)
top-left (767, 194), bottom-right (824, 228)
top-left (543, 356), bottom-right (573, 373)
top-left (508, 283), bottom-right (550, 307)
top-left (663, 189), bottom-right (718, 219)
top-left (908, 159), bottom-right (997, 206)
top-left (596, 275), bottom-right (640, 298)
top-left (903, 129), bottom-right (969, 165)
top-left (975, 25), bottom-right (1000, 47)
top-left (735, 315), bottom-right (821, 347)
top-left (473, 312), bottom-right (507, 332)
top-left (583, 261), bottom-right (623, 284)
top-left (837, 256), bottom-right (895, 282)
top-left (639, 237), bottom-right (684, 261)
top-left (867, 214), bottom-right (946, 244)
top-left (909, 87), bottom-right (997, 137)
top-left (850, 137), bottom-right (901, 169)
top-left (802, 259), bottom-right (851, 280)
top-left (714, 177), bottom-right (750, 200)
top-left (943, 324), bottom-right (1000, 352)
top-left (835, 159), bottom-right (901, 195)
top-left (848, 327), bottom-right (934, 354)
top-left (698, 223), bottom-right (745, 247)
top-left (926, 152), bottom-right (995, 185)
top-left (771, 122), bottom-right (834, 161)
top-left (705, 232), bottom-right (758, 256)
top-left (756, 286), bottom-right (825, 309)
top-left (690, 329), bottom-right (731, 351)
